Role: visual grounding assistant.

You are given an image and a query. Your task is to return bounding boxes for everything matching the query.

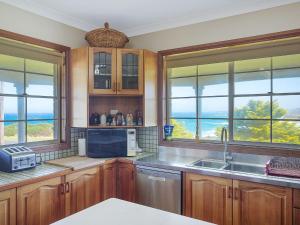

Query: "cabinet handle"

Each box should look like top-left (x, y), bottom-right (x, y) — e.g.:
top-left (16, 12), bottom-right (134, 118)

top-left (112, 82), bottom-right (116, 92)
top-left (117, 82), bottom-right (121, 92)
top-left (60, 184), bottom-right (65, 194)
top-left (228, 186), bottom-right (232, 199)
top-left (65, 182), bottom-right (70, 193)
top-left (234, 187), bottom-right (239, 200)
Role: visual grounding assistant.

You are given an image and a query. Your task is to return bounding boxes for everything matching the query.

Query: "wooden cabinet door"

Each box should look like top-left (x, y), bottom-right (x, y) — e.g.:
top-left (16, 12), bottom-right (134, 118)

top-left (65, 167), bottom-right (101, 216)
top-left (184, 173), bottom-right (233, 225)
top-left (103, 162), bottom-right (117, 200)
top-left (233, 180), bottom-right (292, 225)
top-left (17, 177), bottom-right (65, 225)
top-left (117, 48), bottom-right (144, 95)
top-left (0, 189), bottom-right (16, 225)
top-left (89, 47), bottom-right (117, 95)
top-left (117, 162), bottom-right (135, 202)
top-left (294, 208), bottom-right (300, 225)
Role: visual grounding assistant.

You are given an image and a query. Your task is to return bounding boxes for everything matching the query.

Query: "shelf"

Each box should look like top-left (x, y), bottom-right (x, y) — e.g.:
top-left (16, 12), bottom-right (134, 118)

top-left (88, 125), bottom-right (143, 129)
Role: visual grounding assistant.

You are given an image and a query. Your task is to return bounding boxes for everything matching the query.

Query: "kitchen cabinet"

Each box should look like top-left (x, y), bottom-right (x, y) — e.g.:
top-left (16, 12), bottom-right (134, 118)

top-left (184, 173), bottom-right (233, 225)
top-left (116, 48), bottom-right (144, 95)
top-left (233, 180), bottom-right (292, 225)
top-left (71, 47), bottom-right (157, 128)
top-left (117, 161), bottom-right (136, 202)
top-left (294, 208), bottom-right (300, 225)
top-left (65, 167), bottom-right (102, 216)
top-left (17, 177), bottom-right (65, 225)
top-left (103, 162), bottom-right (117, 200)
top-left (0, 189), bottom-right (16, 225)
top-left (89, 48), bottom-right (117, 95)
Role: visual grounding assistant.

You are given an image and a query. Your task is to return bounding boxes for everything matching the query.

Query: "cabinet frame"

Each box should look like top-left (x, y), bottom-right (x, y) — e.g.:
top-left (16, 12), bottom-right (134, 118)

top-left (0, 189), bottom-right (16, 225)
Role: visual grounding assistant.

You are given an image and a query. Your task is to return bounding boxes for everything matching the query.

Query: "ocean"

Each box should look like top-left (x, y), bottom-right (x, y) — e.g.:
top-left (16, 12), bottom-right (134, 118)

top-left (3, 113), bottom-right (54, 125)
top-left (171, 112), bottom-right (228, 137)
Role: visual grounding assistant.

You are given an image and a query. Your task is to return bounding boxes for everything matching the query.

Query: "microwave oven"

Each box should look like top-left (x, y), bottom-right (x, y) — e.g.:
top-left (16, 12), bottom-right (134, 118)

top-left (86, 128), bottom-right (138, 158)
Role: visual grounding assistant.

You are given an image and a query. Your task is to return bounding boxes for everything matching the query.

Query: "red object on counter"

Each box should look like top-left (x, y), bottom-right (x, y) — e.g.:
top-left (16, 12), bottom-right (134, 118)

top-left (266, 157), bottom-right (300, 178)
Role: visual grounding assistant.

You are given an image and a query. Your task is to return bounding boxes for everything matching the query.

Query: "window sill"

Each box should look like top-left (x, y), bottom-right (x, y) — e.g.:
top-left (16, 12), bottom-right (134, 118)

top-left (160, 139), bottom-right (300, 157)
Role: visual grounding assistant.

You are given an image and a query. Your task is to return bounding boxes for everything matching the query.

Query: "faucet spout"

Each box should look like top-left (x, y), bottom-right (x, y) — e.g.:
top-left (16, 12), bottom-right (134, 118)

top-left (221, 127), bottom-right (232, 164)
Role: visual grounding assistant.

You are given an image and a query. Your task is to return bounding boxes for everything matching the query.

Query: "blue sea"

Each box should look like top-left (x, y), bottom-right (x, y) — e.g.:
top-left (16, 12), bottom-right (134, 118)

top-left (171, 112), bottom-right (228, 137)
top-left (3, 113), bottom-right (54, 125)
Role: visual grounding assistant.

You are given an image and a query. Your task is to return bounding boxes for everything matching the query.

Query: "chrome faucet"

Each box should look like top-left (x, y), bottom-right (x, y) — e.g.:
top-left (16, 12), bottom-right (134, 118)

top-left (221, 127), bottom-right (232, 164)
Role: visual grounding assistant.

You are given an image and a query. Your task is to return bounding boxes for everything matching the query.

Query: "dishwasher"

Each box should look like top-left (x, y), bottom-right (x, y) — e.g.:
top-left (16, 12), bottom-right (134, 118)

top-left (136, 165), bottom-right (182, 214)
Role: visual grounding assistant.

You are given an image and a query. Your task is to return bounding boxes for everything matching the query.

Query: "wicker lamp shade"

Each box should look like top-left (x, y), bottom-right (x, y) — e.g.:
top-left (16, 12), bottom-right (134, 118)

top-left (85, 22), bottom-right (129, 48)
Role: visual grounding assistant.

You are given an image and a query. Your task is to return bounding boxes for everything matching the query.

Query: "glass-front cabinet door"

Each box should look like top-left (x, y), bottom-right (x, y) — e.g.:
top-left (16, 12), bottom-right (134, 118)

top-left (89, 48), bottom-right (117, 95)
top-left (117, 49), bottom-right (144, 95)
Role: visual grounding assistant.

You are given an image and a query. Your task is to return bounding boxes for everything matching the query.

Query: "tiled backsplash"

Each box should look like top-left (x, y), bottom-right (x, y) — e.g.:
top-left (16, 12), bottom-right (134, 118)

top-left (38, 126), bottom-right (158, 162)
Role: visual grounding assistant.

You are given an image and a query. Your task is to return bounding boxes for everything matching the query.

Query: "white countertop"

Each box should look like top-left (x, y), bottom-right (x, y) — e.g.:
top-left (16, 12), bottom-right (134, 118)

top-left (51, 198), bottom-right (215, 225)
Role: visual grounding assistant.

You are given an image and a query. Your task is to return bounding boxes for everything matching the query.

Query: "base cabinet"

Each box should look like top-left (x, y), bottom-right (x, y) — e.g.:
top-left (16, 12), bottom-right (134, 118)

top-left (65, 167), bottom-right (102, 215)
top-left (184, 173), bottom-right (293, 225)
top-left (0, 189), bottom-right (16, 225)
top-left (103, 162), bottom-right (117, 200)
top-left (17, 177), bottom-right (65, 225)
top-left (184, 173), bottom-right (232, 225)
top-left (117, 162), bottom-right (136, 202)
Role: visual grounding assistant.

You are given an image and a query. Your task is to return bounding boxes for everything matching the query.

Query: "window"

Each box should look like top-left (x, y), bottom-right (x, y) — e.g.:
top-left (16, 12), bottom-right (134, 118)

top-left (0, 37), bottom-right (66, 146)
top-left (167, 53), bottom-right (300, 146)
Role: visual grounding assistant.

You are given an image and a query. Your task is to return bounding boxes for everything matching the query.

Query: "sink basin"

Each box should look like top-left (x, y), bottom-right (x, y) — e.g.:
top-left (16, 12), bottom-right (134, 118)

top-left (223, 163), bottom-right (266, 175)
top-left (191, 159), bottom-right (226, 169)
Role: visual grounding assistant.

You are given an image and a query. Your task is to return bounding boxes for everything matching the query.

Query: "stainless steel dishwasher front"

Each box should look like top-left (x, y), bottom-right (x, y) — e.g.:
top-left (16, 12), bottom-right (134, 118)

top-left (136, 165), bottom-right (182, 214)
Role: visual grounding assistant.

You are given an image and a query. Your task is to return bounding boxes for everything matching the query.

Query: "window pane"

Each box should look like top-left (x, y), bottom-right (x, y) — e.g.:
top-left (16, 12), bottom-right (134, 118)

top-left (198, 97), bottom-right (228, 118)
top-left (0, 96), bottom-right (25, 120)
top-left (233, 120), bottom-right (270, 143)
top-left (272, 120), bottom-right (300, 145)
top-left (234, 71), bottom-right (270, 95)
top-left (170, 118), bottom-right (196, 139)
top-left (273, 54), bottom-right (300, 69)
top-left (169, 98), bottom-right (196, 118)
top-left (234, 97), bottom-right (270, 119)
top-left (27, 120), bottom-right (55, 142)
top-left (26, 73), bottom-right (56, 96)
top-left (0, 121), bottom-right (25, 145)
top-left (0, 70), bottom-right (24, 94)
top-left (273, 68), bottom-right (300, 93)
top-left (198, 62), bottom-right (228, 75)
top-left (167, 66), bottom-right (197, 78)
top-left (273, 95), bottom-right (300, 119)
top-left (168, 77), bottom-right (196, 97)
top-left (27, 98), bottom-right (55, 119)
top-left (0, 54), bottom-right (24, 71)
top-left (199, 119), bottom-right (228, 140)
top-left (234, 58), bottom-right (271, 73)
top-left (198, 74), bottom-right (228, 96)
top-left (26, 59), bottom-right (55, 75)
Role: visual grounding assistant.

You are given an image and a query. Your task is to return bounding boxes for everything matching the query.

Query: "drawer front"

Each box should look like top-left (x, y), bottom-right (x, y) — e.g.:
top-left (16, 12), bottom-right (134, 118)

top-left (294, 208), bottom-right (300, 225)
top-left (294, 189), bottom-right (300, 208)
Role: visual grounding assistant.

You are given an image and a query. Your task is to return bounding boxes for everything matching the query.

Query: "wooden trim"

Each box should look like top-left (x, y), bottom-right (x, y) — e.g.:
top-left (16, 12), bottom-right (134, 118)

top-left (0, 29), bottom-right (71, 152)
top-left (157, 28), bottom-right (300, 157)
top-left (0, 29), bottom-right (70, 52)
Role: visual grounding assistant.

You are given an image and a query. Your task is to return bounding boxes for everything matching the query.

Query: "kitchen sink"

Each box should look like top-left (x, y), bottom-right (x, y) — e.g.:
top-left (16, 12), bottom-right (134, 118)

top-left (190, 159), bottom-right (226, 169)
top-left (223, 163), bottom-right (266, 175)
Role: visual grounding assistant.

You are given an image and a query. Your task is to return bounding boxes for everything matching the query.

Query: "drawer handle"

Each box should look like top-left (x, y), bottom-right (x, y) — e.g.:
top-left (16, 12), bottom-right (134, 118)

top-left (65, 182), bottom-right (70, 193)
top-left (60, 184), bottom-right (65, 194)
top-left (234, 187), bottom-right (239, 200)
top-left (228, 186), bottom-right (232, 199)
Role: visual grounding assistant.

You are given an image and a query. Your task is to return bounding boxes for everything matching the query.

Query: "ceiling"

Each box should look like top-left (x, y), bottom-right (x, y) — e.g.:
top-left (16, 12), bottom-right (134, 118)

top-left (1, 0), bottom-right (300, 37)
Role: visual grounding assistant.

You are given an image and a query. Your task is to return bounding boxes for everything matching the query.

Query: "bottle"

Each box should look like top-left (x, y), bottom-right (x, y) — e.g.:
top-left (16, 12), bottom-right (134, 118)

top-left (100, 113), bottom-right (106, 126)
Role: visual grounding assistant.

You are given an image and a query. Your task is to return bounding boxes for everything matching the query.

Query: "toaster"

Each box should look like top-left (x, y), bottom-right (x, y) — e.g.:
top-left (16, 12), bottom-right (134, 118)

top-left (0, 146), bottom-right (37, 172)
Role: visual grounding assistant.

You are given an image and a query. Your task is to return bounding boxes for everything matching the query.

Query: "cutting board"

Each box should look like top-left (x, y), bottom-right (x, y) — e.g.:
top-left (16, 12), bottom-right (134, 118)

top-left (46, 156), bottom-right (106, 170)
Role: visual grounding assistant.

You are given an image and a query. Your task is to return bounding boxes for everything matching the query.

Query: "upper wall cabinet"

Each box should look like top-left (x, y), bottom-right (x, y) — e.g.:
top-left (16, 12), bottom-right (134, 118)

top-left (89, 48), bottom-right (117, 95)
top-left (88, 48), bottom-right (144, 96)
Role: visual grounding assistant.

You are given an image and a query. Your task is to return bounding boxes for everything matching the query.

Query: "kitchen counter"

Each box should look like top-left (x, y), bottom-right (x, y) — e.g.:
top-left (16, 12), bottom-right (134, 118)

top-left (135, 153), bottom-right (300, 189)
top-left (0, 163), bottom-right (71, 192)
top-left (51, 198), bottom-right (214, 225)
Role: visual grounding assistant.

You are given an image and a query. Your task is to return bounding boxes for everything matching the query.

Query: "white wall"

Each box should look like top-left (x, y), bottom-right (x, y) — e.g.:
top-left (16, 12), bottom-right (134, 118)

top-left (128, 2), bottom-right (300, 52)
top-left (0, 2), bottom-right (87, 48)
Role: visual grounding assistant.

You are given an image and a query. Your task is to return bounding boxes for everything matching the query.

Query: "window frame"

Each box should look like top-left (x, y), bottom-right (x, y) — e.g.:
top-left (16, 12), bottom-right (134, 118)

top-left (158, 28), bottom-right (300, 156)
top-left (0, 29), bottom-right (71, 152)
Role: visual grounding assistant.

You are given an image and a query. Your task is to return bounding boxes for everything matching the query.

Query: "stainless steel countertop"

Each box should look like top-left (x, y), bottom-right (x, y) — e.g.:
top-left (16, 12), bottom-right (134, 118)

top-left (134, 153), bottom-right (300, 189)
